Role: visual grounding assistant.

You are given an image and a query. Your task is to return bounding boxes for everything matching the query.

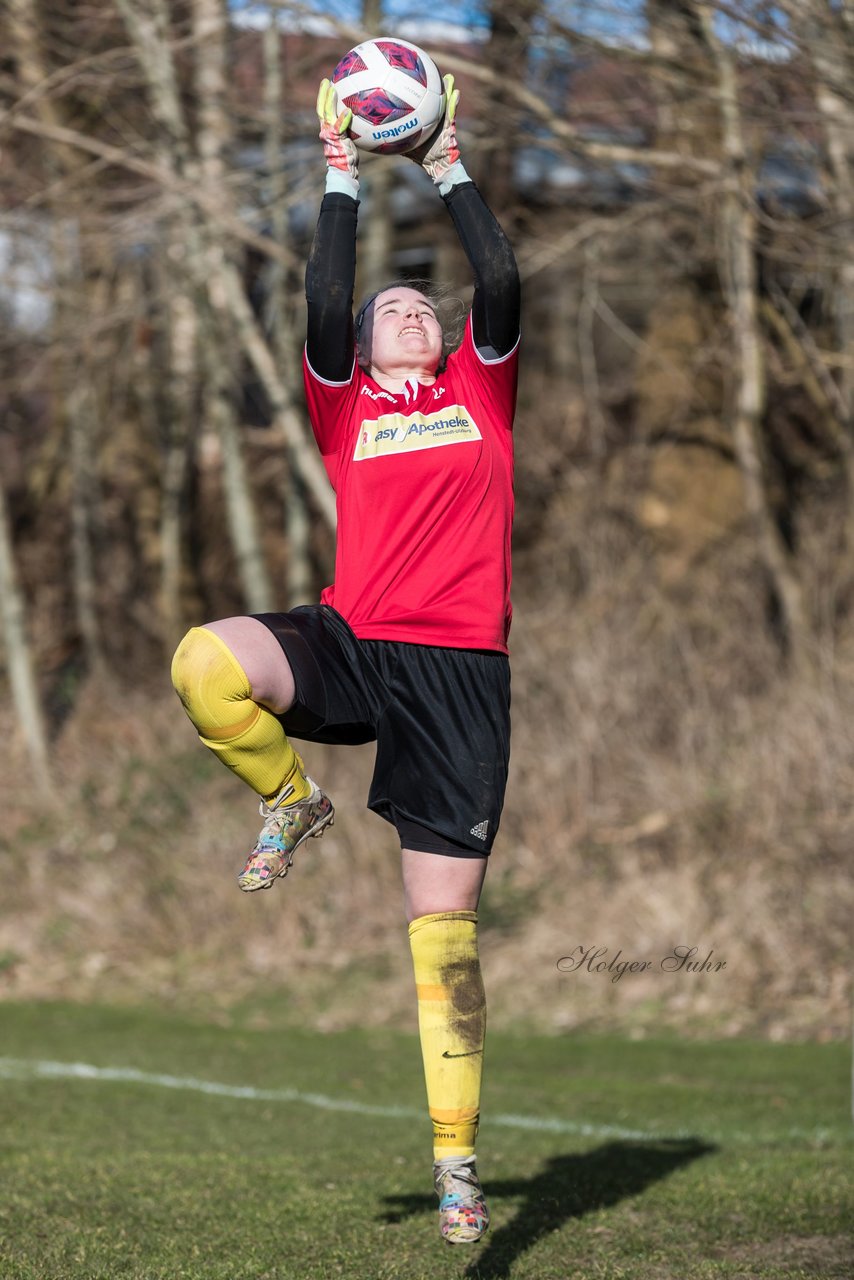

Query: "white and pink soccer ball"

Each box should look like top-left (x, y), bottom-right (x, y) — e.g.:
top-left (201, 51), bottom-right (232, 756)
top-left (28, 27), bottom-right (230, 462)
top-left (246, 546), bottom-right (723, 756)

top-left (330, 37), bottom-right (445, 155)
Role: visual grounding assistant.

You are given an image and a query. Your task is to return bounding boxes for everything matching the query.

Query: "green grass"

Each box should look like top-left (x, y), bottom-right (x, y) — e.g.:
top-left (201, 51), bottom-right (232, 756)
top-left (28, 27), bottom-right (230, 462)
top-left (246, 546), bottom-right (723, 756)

top-left (0, 1002), bottom-right (850, 1279)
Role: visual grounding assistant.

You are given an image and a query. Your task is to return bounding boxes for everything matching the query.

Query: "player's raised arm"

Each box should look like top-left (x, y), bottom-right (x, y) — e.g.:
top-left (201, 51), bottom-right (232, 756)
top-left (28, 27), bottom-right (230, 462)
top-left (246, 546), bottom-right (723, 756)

top-left (305, 80), bottom-right (360, 383)
top-left (409, 76), bottom-right (521, 360)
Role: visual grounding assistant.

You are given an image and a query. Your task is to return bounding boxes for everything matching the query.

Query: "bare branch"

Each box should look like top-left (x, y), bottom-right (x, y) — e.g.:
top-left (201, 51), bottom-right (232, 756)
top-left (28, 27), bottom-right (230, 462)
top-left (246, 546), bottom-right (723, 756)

top-left (4, 112), bottom-right (297, 268)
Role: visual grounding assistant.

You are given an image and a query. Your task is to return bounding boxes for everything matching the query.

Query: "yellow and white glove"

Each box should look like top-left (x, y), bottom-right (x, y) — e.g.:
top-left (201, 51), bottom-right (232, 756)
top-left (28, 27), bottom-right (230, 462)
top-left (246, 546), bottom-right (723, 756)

top-left (409, 75), bottom-right (470, 194)
top-left (317, 79), bottom-right (359, 197)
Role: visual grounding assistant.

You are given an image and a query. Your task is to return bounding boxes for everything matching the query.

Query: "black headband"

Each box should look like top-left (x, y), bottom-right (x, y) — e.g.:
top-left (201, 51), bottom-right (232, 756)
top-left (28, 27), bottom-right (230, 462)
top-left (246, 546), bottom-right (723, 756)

top-left (354, 291), bottom-right (381, 339)
top-left (354, 288), bottom-right (441, 339)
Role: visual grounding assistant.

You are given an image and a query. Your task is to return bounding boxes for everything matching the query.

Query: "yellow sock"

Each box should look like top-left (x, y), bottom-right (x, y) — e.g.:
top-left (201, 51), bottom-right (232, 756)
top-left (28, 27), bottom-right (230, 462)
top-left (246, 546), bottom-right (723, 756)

top-left (408, 910), bottom-right (485, 1160)
top-left (170, 626), bottom-right (312, 803)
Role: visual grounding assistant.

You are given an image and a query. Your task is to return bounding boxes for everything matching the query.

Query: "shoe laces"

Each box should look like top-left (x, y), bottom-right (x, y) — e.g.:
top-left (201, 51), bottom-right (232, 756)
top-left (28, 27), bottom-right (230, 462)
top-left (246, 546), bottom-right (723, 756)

top-left (435, 1156), bottom-right (481, 1203)
top-left (256, 786), bottom-right (298, 846)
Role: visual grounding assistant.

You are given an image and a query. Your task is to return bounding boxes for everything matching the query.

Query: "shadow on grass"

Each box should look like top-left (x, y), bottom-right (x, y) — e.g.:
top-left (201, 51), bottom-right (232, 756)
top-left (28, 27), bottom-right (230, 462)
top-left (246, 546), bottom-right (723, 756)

top-left (380, 1137), bottom-right (717, 1278)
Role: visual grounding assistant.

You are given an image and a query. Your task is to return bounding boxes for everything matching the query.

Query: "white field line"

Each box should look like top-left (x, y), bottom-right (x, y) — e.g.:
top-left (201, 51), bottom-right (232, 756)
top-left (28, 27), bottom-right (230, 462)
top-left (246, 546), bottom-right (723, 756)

top-left (0, 1057), bottom-right (844, 1146)
top-left (0, 1056), bottom-right (653, 1139)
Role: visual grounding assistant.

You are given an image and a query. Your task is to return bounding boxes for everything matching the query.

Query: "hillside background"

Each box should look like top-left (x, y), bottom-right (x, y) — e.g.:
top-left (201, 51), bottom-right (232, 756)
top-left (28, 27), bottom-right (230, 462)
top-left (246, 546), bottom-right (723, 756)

top-left (1, 0), bottom-right (851, 1041)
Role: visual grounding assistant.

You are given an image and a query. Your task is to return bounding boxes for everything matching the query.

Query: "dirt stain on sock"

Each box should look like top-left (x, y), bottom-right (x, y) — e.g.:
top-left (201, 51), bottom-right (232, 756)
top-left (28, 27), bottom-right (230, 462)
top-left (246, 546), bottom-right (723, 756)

top-left (441, 955), bottom-right (486, 1052)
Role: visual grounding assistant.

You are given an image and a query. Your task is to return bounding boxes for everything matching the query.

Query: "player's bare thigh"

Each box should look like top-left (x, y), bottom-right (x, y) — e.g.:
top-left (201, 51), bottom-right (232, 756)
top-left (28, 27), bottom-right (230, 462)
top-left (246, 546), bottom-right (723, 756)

top-left (203, 617), bottom-right (296, 714)
top-left (401, 848), bottom-right (488, 924)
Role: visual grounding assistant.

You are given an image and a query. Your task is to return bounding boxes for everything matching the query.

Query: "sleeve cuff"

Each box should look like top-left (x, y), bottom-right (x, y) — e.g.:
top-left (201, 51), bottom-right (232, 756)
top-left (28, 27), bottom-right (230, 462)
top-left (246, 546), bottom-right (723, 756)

top-left (437, 161), bottom-right (472, 197)
top-left (325, 170), bottom-right (360, 198)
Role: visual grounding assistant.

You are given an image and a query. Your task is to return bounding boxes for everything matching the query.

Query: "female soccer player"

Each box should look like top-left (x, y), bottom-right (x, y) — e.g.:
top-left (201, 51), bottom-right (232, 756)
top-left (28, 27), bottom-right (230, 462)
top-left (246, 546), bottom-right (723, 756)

top-left (171, 74), bottom-right (520, 1245)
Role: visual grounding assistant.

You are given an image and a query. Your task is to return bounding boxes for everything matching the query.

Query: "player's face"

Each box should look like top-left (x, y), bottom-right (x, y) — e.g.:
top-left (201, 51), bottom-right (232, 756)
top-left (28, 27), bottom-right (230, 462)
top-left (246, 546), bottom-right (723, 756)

top-left (365, 288), bottom-right (443, 377)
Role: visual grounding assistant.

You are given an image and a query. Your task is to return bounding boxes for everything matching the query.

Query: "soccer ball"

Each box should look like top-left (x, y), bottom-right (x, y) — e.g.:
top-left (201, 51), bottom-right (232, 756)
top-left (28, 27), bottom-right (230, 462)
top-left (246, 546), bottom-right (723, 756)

top-left (330, 37), bottom-right (445, 155)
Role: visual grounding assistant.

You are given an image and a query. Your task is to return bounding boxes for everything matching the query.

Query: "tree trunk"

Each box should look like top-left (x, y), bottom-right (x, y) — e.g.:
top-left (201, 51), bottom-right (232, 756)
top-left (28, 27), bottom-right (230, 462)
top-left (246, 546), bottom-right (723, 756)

top-left (647, 0), bottom-right (719, 165)
top-left (52, 218), bottom-right (105, 672)
top-left (359, 160), bottom-right (394, 296)
top-left (695, 1), bottom-right (809, 669)
top-left (203, 244), bottom-right (337, 528)
top-left (263, 12), bottom-right (313, 606)
top-left (113, 0), bottom-right (192, 167)
top-left (194, 0), bottom-right (275, 613)
top-left (160, 280), bottom-right (197, 646)
top-left (10, 0), bottom-right (105, 673)
top-left (0, 478), bottom-right (50, 786)
top-left (199, 318), bottom-right (275, 612)
top-left (794, 4), bottom-right (854, 435)
top-left (484, 0), bottom-right (541, 209)
top-left (797, 2), bottom-right (854, 581)
top-left (579, 241), bottom-right (607, 460)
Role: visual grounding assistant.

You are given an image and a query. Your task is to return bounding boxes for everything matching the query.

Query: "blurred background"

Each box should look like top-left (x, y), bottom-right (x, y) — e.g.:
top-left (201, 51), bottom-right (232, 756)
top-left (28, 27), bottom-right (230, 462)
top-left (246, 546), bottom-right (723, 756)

top-left (0, 0), bottom-right (850, 1042)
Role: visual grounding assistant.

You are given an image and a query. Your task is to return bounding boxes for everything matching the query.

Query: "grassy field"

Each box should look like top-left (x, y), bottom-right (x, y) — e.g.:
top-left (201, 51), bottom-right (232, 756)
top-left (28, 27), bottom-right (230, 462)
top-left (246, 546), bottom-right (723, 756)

top-left (0, 1001), bottom-right (850, 1280)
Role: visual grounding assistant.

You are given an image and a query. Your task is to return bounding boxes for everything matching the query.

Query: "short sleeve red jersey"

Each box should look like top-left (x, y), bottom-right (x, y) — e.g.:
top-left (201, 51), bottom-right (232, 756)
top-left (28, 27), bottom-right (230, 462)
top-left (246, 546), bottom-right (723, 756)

top-left (303, 316), bottom-right (518, 653)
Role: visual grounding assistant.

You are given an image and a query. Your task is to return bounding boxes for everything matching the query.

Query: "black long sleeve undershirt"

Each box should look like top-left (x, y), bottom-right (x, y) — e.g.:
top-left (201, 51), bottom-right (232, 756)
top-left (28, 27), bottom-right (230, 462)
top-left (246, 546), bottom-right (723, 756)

top-left (304, 191), bottom-right (359, 384)
top-left (304, 181), bottom-right (520, 384)
top-left (442, 181), bottom-right (520, 360)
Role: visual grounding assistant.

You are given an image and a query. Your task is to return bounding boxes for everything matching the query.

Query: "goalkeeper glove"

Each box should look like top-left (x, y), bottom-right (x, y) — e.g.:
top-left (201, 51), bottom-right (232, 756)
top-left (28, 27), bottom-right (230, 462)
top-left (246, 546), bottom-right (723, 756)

top-left (409, 74), bottom-right (470, 194)
top-left (317, 79), bottom-right (359, 198)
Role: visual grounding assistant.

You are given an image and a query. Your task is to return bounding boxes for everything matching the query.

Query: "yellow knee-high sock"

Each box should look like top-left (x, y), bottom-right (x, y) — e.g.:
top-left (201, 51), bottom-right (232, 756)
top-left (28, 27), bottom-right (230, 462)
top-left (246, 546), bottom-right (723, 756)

top-left (170, 626), bottom-right (311, 803)
top-left (408, 910), bottom-right (485, 1161)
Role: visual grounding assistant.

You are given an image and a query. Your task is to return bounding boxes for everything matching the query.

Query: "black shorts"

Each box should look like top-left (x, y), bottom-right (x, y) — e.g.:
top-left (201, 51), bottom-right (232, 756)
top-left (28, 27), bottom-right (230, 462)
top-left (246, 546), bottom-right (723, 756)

top-left (252, 606), bottom-right (510, 857)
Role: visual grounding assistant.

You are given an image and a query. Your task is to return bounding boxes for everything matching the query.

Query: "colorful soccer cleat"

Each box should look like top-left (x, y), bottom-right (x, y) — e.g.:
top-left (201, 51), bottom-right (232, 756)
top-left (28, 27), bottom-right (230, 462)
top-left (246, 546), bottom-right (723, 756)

top-left (237, 780), bottom-right (334, 892)
top-left (433, 1154), bottom-right (490, 1244)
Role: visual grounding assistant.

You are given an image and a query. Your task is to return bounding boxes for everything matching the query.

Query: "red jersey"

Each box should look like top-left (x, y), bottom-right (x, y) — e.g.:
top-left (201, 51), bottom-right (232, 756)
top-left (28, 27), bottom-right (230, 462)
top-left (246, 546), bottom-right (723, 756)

top-left (303, 316), bottom-right (518, 652)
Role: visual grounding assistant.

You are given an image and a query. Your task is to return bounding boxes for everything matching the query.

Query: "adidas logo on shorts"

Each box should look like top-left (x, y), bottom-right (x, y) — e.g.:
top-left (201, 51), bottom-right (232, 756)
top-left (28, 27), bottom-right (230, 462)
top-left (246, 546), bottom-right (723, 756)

top-left (470, 820), bottom-right (489, 841)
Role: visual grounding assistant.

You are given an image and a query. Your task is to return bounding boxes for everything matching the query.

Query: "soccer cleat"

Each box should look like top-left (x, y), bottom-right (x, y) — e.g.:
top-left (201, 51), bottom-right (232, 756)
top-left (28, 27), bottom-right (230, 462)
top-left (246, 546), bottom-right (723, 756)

top-left (433, 1154), bottom-right (489, 1244)
top-left (237, 779), bottom-right (334, 892)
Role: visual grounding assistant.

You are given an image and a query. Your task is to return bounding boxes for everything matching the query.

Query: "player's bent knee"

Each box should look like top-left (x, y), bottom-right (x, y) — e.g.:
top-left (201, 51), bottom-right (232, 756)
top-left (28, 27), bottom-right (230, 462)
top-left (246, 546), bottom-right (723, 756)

top-left (170, 625), bottom-right (260, 741)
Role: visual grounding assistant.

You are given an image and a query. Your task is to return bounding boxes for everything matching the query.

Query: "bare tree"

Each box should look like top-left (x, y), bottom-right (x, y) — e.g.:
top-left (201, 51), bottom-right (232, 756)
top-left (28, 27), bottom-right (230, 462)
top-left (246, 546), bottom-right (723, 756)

top-left (775, 1), bottom-right (854, 588)
top-left (56, 221), bottom-right (106, 672)
top-left (0, 477), bottom-right (50, 786)
top-left (483, 0), bottom-right (542, 209)
top-left (9, 0), bottom-right (106, 671)
top-left (788, 4), bottom-right (854, 441)
top-left (115, 0), bottom-right (335, 526)
top-left (193, 0), bottom-right (275, 613)
top-left (694, 1), bottom-right (809, 665)
top-left (159, 272), bottom-right (199, 643)
top-left (647, 0), bottom-right (716, 164)
top-left (262, 10), bottom-right (312, 606)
